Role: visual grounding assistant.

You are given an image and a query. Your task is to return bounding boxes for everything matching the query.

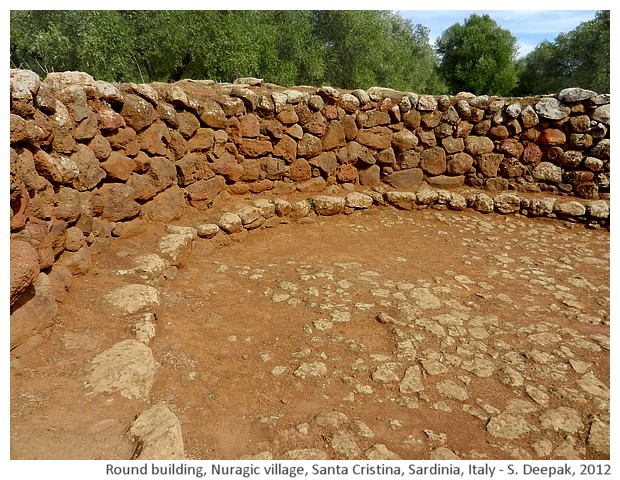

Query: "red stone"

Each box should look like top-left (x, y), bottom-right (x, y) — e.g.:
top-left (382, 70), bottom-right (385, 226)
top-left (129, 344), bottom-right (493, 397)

top-left (336, 164), bottom-right (358, 183)
top-left (522, 143), bottom-right (542, 164)
top-left (355, 126), bottom-right (392, 150)
top-left (101, 152), bottom-right (137, 181)
top-left (538, 128), bottom-right (566, 146)
top-left (499, 139), bottom-right (524, 159)
top-left (10, 240), bottom-right (40, 306)
top-left (322, 121), bottom-right (346, 151)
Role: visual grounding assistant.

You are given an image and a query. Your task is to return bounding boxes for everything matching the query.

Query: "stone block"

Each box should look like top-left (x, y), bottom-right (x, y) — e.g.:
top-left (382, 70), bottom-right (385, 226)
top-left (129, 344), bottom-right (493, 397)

top-left (383, 168), bottom-right (424, 191)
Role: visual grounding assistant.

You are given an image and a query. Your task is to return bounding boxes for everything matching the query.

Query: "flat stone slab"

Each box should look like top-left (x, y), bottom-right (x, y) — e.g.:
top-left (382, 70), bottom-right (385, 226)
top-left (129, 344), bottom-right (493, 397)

top-left (312, 195), bottom-right (346, 216)
top-left (487, 412), bottom-right (535, 439)
top-left (539, 407), bottom-right (584, 433)
top-left (587, 419), bottom-right (610, 457)
top-left (293, 362), bottom-right (327, 379)
top-left (330, 430), bottom-right (361, 458)
top-left (284, 448), bottom-right (328, 460)
top-left (157, 233), bottom-right (194, 263)
top-left (165, 225), bottom-right (198, 237)
top-left (104, 284), bottom-right (160, 315)
top-left (195, 223), bottom-right (220, 238)
top-left (86, 339), bottom-right (156, 399)
top-left (365, 443), bottom-right (402, 460)
top-left (385, 191), bottom-right (418, 210)
top-left (129, 403), bottom-right (185, 460)
top-left (345, 192), bottom-right (373, 209)
top-left (400, 365), bottom-right (425, 392)
top-left (116, 253), bottom-right (168, 279)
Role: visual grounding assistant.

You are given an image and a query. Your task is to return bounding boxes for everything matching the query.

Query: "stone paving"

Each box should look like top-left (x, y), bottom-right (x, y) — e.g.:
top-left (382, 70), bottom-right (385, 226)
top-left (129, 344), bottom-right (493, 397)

top-left (148, 205), bottom-right (610, 460)
top-left (25, 190), bottom-right (609, 460)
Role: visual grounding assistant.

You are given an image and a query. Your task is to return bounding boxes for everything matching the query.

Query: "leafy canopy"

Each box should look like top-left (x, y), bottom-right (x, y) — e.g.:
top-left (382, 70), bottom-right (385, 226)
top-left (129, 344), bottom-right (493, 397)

top-left (436, 14), bottom-right (518, 95)
top-left (515, 10), bottom-right (609, 95)
top-left (10, 10), bottom-right (445, 93)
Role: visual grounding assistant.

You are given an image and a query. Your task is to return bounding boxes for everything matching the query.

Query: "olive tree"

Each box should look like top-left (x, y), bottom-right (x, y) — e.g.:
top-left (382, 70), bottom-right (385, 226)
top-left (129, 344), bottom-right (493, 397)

top-left (436, 14), bottom-right (518, 95)
top-left (515, 10), bottom-right (609, 95)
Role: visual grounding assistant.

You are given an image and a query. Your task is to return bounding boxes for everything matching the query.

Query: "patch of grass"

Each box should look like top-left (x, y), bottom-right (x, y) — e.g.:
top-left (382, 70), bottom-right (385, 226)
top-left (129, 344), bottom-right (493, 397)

top-left (308, 197), bottom-right (321, 215)
top-left (200, 387), bottom-right (216, 401)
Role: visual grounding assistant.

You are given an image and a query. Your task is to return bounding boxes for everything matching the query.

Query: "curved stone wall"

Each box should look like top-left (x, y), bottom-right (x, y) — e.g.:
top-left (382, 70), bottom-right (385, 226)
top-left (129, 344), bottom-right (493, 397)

top-left (9, 69), bottom-right (610, 349)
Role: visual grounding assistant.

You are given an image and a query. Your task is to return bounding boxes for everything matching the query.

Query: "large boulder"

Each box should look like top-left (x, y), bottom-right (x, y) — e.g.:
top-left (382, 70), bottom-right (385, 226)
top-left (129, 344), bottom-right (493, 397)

top-left (311, 196), bottom-right (346, 216)
top-left (56, 84), bottom-right (92, 122)
top-left (442, 137), bottom-right (465, 154)
top-left (120, 93), bottom-right (156, 132)
top-left (70, 144), bottom-right (106, 191)
top-left (345, 192), bottom-right (373, 209)
top-left (273, 135), bottom-right (297, 162)
top-left (10, 273), bottom-right (57, 350)
top-left (304, 111), bottom-right (327, 136)
top-left (535, 97), bottom-right (570, 120)
top-left (465, 136), bottom-right (495, 155)
top-left (522, 143), bottom-right (542, 164)
top-left (211, 153), bottom-right (244, 182)
top-left (148, 156), bottom-right (178, 192)
top-left (358, 165), bottom-right (381, 187)
top-left (558, 87), bottom-right (596, 103)
top-left (426, 175), bottom-right (465, 189)
top-left (520, 105), bottom-right (540, 128)
top-left (477, 153), bottom-right (504, 177)
top-left (297, 133), bottom-right (323, 158)
top-left (104, 284), bottom-right (161, 316)
top-left (86, 340), bottom-right (157, 399)
top-left (217, 212), bottom-right (243, 234)
top-left (138, 122), bottom-right (171, 156)
top-left (592, 105), bottom-right (610, 125)
top-left (392, 129), bottom-right (419, 152)
top-left (129, 403), bottom-right (185, 460)
top-left (33, 149), bottom-right (71, 184)
top-left (142, 185), bottom-right (186, 223)
top-left (288, 158), bottom-right (312, 182)
top-left (185, 176), bottom-right (227, 208)
top-left (10, 69), bottom-right (40, 110)
top-left (355, 126), bottom-right (392, 150)
top-left (200, 99), bottom-right (228, 128)
top-left (176, 152), bottom-right (212, 186)
top-left (101, 151), bottom-right (136, 181)
top-left (50, 101), bottom-right (78, 154)
top-left (538, 129), bottom-right (566, 146)
top-left (238, 138), bottom-right (273, 157)
top-left (336, 164), bottom-right (358, 183)
top-left (533, 162), bottom-right (563, 184)
top-left (322, 120), bottom-right (346, 150)
top-left (420, 147), bottom-right (447, 175)
top-left (96, 183), bottom-right (141, 222)
top-left (308, 152), bottom-right (337, 176)
top-left (383, 168), bottom-right (424, 191)
top-left (447, 152), bottom-right (473, 175)
top-left (493, 192), bottom-right (522, 214)
top-left (10, 240), bottom-right (40, 306)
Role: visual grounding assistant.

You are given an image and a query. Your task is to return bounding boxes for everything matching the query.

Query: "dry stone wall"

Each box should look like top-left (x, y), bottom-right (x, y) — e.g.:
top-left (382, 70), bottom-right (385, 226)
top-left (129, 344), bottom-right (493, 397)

top-left (9, 69), bottom-right (611, 349)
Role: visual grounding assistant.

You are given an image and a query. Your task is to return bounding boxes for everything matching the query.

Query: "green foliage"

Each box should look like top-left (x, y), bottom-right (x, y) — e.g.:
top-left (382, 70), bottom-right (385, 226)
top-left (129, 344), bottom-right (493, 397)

top-left (313, 11), bottom-right (445, 92)
top-left (13, 10), bottom-right (608, 96)
top-left (436, 14), bottom-right (518, 95)
top-left (10, 10), bottom-right (443, 93)
top-left (10, 11), bottom-right (138, 81)
top-left (513, 41), bottom-right (562, 95)
top-left (515, 11), bottom-right (610, 95)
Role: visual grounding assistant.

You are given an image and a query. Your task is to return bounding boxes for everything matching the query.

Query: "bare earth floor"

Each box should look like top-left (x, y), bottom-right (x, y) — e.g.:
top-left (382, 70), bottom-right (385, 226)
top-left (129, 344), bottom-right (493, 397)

top-left (10, 203), bottom-right (610, 460)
